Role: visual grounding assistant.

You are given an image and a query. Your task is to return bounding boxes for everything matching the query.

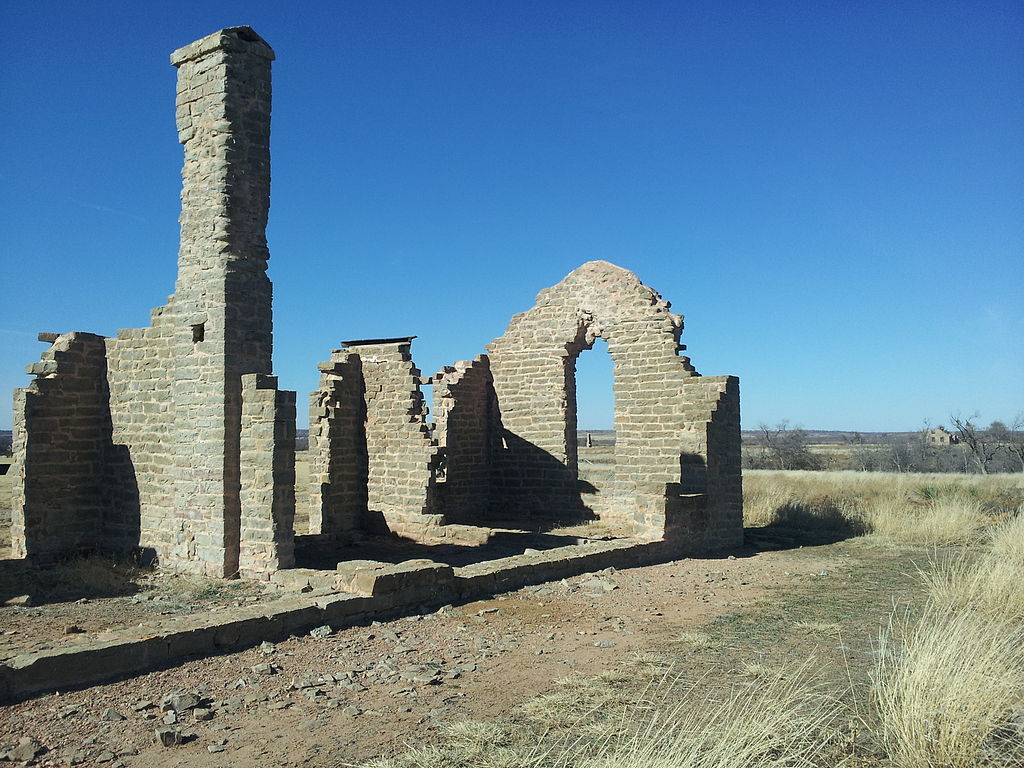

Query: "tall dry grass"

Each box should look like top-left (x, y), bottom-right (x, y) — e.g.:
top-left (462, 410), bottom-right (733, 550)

top-left (365, 477), bottom-right (1024, 768)
top-left (873, 606), bottom-right (1024, 766)
top-left (575, 665), bottom-right (836, 768)
top-left (363, 666), bottom-right (837, 768)
top-left (744, 470), bottom-right (1022, 546)
top-left (872, 513), bottom-right (1024, 767)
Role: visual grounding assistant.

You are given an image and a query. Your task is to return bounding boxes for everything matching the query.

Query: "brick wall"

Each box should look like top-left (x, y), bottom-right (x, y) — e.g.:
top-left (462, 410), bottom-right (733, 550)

top-left (486, 261), bottom-right (742, 545)
top-left (11, 28), bottom-right (296, 575)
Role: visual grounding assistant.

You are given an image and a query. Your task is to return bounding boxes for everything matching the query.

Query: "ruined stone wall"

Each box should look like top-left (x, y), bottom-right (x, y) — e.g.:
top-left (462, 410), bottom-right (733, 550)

top-left (12, 28), bottom-right (294, 576)
top-left (105, 309), bottom-right (175, 560)
top-left (308, 353), bottom-right (368, 537)
top-left (355, 342), bottom-right (443, 536)
top-left (238, 375), bottom-right (296, 579)
top-left (432, 356), bottom-right (499, 524)
top-left (677, 376), bottom-right (743, 549)
top-left (486, 261), bottom-right (741, 545)
top-left (307, 341), bottom-right (445, 541)
top-left (10, 334), bottom-right (122, 559)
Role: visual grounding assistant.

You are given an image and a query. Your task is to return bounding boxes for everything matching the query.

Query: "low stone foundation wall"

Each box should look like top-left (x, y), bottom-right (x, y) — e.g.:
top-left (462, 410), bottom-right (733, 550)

top-left (0, 535), bottom-right (711, 702)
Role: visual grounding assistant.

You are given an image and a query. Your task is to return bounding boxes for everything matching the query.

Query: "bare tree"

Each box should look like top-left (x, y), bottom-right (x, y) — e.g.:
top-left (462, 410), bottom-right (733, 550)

top-left (949, 414), bottom-right (1001, 474)
top-left (755, 421), bottom-right (822, 471)
top-left (993, 414), bottom-right (1024, 473)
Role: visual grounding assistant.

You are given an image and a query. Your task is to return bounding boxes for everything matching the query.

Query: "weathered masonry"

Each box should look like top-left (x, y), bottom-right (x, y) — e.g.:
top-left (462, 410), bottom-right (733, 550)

top-left (9, 27), bottom-right (742, 579)
top-left (307, 262), bottom-right (742, 552)
top-left (11, 28), bottom-right (294, 577)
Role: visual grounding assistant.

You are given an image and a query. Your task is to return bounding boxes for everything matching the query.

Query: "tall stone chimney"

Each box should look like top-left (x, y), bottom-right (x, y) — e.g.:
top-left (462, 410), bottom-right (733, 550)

top-left (168, 28), bottom-right (275, 576)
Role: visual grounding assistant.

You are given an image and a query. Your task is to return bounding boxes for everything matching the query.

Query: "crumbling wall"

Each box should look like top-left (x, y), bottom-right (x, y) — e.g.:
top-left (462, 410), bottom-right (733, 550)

top-left (10, 333), bottom-right (124, 559)
top-left (161, 27), bottom-right (278, 576)
top-left (238, 374), bottom-right (296, 579)
top-left (105, 310), bottom-right (175, 561)
top-left (486, 260), bottom-right (742, 546)
top-left (308, 340), bottom-right (444, 542)
top-left (11, 27), bottom-right (295, 575)
top-left (432, 356), bottom-right (499, 524)
top-left (349, 341), bottom-right (443, 537)
top-left (307, 353), bottom-right (368, 537)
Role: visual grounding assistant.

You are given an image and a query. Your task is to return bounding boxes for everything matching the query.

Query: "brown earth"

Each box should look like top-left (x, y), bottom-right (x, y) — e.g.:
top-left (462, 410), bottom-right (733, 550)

top-left (0, 541), bottom-right (851, 767)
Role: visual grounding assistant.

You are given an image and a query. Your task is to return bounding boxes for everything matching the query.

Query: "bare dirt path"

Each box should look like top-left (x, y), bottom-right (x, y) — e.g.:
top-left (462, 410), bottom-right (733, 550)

top-left (0, 542), bottom-right (850, 767)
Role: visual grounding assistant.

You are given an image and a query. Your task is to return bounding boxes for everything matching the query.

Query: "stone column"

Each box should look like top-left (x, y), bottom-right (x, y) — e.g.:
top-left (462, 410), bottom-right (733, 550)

top-left (239, 375), bottom-right (296, 579)
top-left (167, 28), bottom-right (275, 576)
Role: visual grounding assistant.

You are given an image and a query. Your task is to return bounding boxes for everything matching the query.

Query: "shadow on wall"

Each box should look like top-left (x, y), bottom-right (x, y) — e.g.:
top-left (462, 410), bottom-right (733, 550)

top-left (104, 444), bottom-right (140, 554)
top-left (486, 431), bottom-right (598, 531)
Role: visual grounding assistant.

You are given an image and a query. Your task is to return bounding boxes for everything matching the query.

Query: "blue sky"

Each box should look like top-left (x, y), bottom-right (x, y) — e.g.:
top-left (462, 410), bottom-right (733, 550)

top-left (1, 1), bottom-right (1021, 431)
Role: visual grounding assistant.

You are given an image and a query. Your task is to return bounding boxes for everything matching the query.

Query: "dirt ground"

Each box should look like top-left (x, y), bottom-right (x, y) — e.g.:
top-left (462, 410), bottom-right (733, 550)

top-left (0, 537), bottom-right (870, 768)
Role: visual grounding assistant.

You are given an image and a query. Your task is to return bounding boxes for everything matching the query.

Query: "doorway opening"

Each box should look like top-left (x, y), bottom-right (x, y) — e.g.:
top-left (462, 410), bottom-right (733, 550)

top-left (573, 338), bottom-right (615, 517)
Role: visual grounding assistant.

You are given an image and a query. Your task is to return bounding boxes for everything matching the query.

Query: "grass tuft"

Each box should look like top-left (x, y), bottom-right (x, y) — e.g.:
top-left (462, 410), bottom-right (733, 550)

top-left (873, 604), bottom-right (1024, 767)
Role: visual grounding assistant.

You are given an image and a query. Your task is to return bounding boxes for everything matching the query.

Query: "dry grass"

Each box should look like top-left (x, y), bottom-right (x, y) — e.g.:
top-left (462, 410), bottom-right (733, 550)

top-left (518, 670), bottom-right (635, 732)
top-left (23, 554), bottom-right (140, 599)
top-left (873, 605), bottom-right (1024, 767)
top-left (671, 631), bottom-right (713, 648)
top-left (743, 470), bottom-right (1022, 546)
top-left (872, 513), bottom-right (1024, 767)
top-left (864, 494), bottom-right (989, 546)
top-left (560, 664), bottom-right (838, 768)
top-left (792, 620), bottom-right (842, 637)
top-left (921, 512), bottom-right (1024, 621)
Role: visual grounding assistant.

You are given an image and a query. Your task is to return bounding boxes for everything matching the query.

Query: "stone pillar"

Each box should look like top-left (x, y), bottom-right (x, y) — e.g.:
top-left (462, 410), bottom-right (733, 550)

top-left (239, 375), bottom-right (296, 579)
top-left (167, 28), bottom-right (275, 575)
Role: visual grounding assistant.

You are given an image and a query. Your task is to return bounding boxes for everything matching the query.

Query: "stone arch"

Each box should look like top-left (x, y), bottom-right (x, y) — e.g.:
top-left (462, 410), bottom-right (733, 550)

top-left (486, 261), bottom-right (740, 546)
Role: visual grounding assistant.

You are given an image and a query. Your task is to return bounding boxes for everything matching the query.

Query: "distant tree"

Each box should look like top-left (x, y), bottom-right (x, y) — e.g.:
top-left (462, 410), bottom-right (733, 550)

top-left (884, 429), bottom-right (936, 473)
top-left (753, 421), bottom-right (822, 471)
top-left (990, 414), bottom-right (1024, 473)
top-left (949, 414), bottom-right (1002, 474)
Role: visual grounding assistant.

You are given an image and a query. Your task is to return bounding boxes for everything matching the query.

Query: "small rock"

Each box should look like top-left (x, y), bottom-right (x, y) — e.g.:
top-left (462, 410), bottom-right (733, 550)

top-left (259, 641), bottom-right (276, 655)
top-left (162, 711), bottom-right (177, 725)
top-left (251, 663), bottom-right (276, 676)
top-left (193, 708), bottom-right (213, 721)
top-left (309, 625), bottom-right (333, 639)
top-left (581, 578), bottom-right (617, 592)
top-left (154, 728), bottom-right (182, 747)
top-left (594, 641), bottom-right (617, 648)
top-left (4, 594), bottom-right (34, 608)
top-left (342, 705), bottom-right (362, 717)
top-left (161, 692), bottom-right (200, 712)
top-left (101, 708), bottom-right (126, 721)
top-left (132, 700), bottom-right (155, 712)
top-left (207, 744), bottom-right (226, 753)
top-left (5, 738), bottom-right (43, 762)
top-left (63, 625), bottom-right (86, 635)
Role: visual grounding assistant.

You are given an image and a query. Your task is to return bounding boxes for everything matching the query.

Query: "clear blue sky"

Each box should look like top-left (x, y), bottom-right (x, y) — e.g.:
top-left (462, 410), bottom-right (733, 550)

top-left (1, 1), bottom-right (1021, 432)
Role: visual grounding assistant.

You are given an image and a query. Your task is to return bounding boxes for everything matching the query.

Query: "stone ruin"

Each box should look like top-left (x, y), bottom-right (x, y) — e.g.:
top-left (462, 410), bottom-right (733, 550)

top-left (9, 27), bottom-right (742, 582)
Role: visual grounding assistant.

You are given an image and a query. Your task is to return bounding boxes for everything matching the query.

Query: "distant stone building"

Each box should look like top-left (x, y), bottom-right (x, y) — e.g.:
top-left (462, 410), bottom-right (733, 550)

top-left (925, 427), bottom-right (958, 446)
